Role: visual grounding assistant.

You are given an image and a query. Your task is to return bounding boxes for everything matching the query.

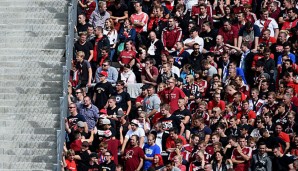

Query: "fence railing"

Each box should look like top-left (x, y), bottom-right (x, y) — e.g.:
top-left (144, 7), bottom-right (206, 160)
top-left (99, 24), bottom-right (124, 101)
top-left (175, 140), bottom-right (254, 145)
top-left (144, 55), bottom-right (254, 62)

top-left (55, 0), bottom-right (77, 170)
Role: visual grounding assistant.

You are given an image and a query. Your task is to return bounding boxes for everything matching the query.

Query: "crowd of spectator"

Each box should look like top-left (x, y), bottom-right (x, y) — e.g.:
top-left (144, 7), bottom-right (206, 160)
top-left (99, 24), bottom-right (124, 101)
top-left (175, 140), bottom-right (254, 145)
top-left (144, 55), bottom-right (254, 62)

top-left (62, 0), bottom-right (298, 170)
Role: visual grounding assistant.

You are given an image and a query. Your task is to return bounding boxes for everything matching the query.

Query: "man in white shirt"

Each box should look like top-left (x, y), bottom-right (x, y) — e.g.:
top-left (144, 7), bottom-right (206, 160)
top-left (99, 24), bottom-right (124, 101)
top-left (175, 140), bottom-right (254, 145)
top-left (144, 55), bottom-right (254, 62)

top-left (254, 8), bottom-right (279, 39)
top-left (184, 27), bottom-right (204, 54)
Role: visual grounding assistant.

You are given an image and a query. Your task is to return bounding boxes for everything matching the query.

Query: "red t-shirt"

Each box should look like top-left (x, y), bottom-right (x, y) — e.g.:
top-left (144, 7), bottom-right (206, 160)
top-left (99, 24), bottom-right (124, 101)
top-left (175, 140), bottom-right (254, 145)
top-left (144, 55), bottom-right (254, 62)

top-left (232, 147), bottom-right (252, 171)
top-left (124, 146), bottom-right (145, 171)
top-left (105, 138), bottom-right (121, 165)
top-left (236, 110), bottom-right (256, 120)
top-left (65, 159), bottom-right (77, 171)
top-left (141, 66), bottom-right (159, 82)
top-left (166, 135), bottom-right (187, 149)
top-left (160, 87), bottom-right (186, 113)
top-left (218, 26), bottom-right (239, 45)
top-left (278, 132), bottom-right (290, 143)
top-left (208, 100), bottom-right (226, 111)
top-left (119, 50), bottom-right (136, 64)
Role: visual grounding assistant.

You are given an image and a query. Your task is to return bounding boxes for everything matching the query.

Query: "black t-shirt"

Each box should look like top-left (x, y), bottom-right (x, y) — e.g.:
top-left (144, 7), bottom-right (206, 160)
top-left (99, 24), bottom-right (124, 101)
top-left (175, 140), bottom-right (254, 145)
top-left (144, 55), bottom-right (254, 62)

top-left (199, 29), bottom-right (217, 51)
top-left (273, 155), bottom-right (295, 171)
top-left (76, 60), bottom-right (91, 82)
top-left (159, 115), bottom-right (182, 131)
top-left (74, 41), bottom-right (93, 60)
top-left (258, 136), bottom-right (286, 156)
top-left (77, 23), bottom-right (91, 35)
top-left (77, 150), bottom-right (91, 171)
top-left (107, 3), bottom-right (128, 18)
top-left (93, 82), bottom-right (114, 110)
top-left (99, 161), bottom-right (116, 171)
top-left (112, 91), bottom-right (131, 111)
top-left (173, 108), bottom-right (191, 129)
top-left (225, 126), bottom-right (241, 137)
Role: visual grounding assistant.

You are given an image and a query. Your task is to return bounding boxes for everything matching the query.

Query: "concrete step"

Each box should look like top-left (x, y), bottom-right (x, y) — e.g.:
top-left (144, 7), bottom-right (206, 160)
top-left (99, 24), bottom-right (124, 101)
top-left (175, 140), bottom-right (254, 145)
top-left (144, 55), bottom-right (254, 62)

top-left (1, 0), bottom-right (69, 8)
top-left (0, 113), bottom-right (60, 121)
top-left (0, 107), bottom-right (60, 114)
top-left (0, 92), bottom-right (61, 99)
top-left (0, 100), bottom-right (60, 107)
top-left (0, 81), bottom-right (62, 88)
top-left (0, 49), bottom-right (65, 56)
top-left (0, 148), bottom-right (56, 156)
top-left (0, 87), bottom-right (62, 94)
top-left (0, 68), bottom-right (63, 75)
top-left (0, 30), bottom-right (67, 37)
top-left (0, 134), bottom-right (56, 142)
top-left (0, 6), bottom-right (67, 13)
top-left (0, 24), bottom-right (67, 32)
top-left (0, 42), bottom-right (65, 49)
top-left (0, 18), bottom-right (67, 25)
top-left (0, 140), bottom-right (56, 149)
top-left (0, 120), bottom-right (59, 128)
top-left (0, 127), bottom-right (57, 135)
top-left (0, 12), bottom-right (67, 20)
top-left (0, 74), bottom-right (62, 81)
top-left (0, 155), bottom-right (56, 164)
top-left (0, 36), bottom-right (65, 43)
top-left (0, 55), bottom-right (64, 62)
top-left (0, 61), bottom-right (63, 67)
top-left (1, 162), bottom-right (54, 170)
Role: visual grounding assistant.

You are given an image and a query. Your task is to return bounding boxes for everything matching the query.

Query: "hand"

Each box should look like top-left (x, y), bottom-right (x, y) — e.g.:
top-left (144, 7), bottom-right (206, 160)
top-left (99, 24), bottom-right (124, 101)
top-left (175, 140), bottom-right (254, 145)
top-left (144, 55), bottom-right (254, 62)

top-left (119, 126), bottom-right (123, 132)
top-left (87, 82), bottom-right (91, 87)
top-left (115, 18), bottom-right (119, 23)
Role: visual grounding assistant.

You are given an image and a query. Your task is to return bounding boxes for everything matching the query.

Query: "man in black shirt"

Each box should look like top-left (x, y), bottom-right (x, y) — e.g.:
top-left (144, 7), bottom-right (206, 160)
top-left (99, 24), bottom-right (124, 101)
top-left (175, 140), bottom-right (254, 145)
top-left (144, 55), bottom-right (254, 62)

top-left (74, 32), bottom-right (94, 61)
top-left (75, 51), bottom-right (92, 88)
top-left (112, 80), bottom-right (132, 116)
top-left (93, 71), bottom-right (114, 110)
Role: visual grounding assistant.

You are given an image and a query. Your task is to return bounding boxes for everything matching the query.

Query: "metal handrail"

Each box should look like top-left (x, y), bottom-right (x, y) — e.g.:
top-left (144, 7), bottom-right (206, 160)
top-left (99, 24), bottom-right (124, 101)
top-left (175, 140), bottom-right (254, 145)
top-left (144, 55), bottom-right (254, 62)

top-left (55, 0), bottom-right (77, 170)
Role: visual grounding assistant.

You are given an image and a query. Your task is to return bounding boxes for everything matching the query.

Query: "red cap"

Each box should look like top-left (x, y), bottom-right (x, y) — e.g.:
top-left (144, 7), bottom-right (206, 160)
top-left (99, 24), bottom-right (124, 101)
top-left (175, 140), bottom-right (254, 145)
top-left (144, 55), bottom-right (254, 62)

top-left (99, 71), bottom-right (108, 77)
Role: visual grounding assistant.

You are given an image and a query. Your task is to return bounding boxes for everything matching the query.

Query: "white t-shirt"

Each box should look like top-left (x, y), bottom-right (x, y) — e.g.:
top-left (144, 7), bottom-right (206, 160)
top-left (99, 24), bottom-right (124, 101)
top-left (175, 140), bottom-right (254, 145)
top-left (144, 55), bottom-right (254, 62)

top-left (125, 127), bottom-right (145, 139)
top-left (254, 18), bottom-right (278, 37)
top-left (184, 36), bottom-right (204, 54)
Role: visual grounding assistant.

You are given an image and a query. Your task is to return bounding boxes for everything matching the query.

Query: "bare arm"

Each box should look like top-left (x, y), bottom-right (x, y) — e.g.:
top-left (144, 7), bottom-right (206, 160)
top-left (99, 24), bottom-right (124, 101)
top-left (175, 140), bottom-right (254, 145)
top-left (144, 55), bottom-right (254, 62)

top-left (126, 100), bottom-right (132, 115)
top-left (179, 122), bottom-right (185, 135)
top-left (88, 50), bottom-right (93, 62)
top-left (136, 158), bottom-right (144, 171)
top-left (139, 136), bottom-right (145, 148)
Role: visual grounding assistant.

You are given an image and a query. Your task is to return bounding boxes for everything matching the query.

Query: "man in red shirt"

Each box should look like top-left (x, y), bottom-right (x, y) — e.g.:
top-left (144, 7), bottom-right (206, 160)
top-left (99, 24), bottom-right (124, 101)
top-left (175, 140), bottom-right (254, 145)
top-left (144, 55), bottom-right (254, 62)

top-left (130, 2), bottom-right (148, 34)
top-left (118, 40), bottom-right (136, 67)
top-left (218, 20), bottom-right (239, 46)
top-left (165, 127), bottom-right (187, 153)
top-left (123, 135), bottom-right (145, 171)
top-left (231, 136), bottom-right (252, 171)
top-left (141, 58), bottom-right (159, 86)
top-left (159, 77), bottom-right (188, 113)
top-left (207, 93), bottom-right (225, 116)
top-left (161, 17), bottom-right (182, 52)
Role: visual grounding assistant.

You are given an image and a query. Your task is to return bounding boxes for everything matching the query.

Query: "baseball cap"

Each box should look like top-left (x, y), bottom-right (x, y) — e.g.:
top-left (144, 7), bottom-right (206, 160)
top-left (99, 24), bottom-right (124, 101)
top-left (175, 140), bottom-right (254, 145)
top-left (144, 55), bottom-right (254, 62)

top-left (99, 71), bottom-right (108, 77)
top-left (101, 118), bottom-right (111, 125)
top-left (77, 121), bottom-right (85, 128)
top-left (99, 108), bottom-right (107, 114)
top-left (130, 119), bottom-right (139, 126)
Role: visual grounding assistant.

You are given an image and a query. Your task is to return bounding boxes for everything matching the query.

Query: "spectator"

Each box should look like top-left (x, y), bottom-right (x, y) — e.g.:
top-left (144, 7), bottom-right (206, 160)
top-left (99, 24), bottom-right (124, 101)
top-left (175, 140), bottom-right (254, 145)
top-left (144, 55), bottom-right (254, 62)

top-left (95, 59), bottom-right (118, 84)
top-left (89, 1), bottom-right (110, 28)
top-left (75, 51), bottom-right (92, 88)
top-left (122, 135), bottom-right (145, 171)
top-left (162, 17), bottom-right (182, 52)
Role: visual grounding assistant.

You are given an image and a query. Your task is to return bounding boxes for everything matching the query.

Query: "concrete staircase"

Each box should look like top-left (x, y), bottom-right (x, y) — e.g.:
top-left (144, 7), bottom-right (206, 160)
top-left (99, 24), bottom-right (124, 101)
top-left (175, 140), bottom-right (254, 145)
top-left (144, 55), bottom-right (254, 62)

top-left (0, 0), bottom-right (69, 170)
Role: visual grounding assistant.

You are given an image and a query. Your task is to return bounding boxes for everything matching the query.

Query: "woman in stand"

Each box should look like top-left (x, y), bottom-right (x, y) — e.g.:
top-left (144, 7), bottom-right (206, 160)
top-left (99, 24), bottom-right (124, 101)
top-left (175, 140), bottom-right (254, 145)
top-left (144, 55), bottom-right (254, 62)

top-left (103, 18), bottom-right (118, 61)
top-left (120, 64), bottom-right (136, 85)
top-left (150, 154), bottom-right (164, 171)
top-left (173, 155), bottom-right (186, 171)
top-left (211, 150), bottom-right (228, 171)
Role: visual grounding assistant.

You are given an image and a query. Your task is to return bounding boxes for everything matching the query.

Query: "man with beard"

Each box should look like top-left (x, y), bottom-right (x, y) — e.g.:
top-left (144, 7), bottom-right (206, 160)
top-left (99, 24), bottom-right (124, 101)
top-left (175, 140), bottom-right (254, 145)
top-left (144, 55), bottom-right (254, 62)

top-left (123, 135), bottom-right (145, 171)
top-left (189, 43), bottom-right (204, 71)
top-left (218, 20), bottom-right (239, 46)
